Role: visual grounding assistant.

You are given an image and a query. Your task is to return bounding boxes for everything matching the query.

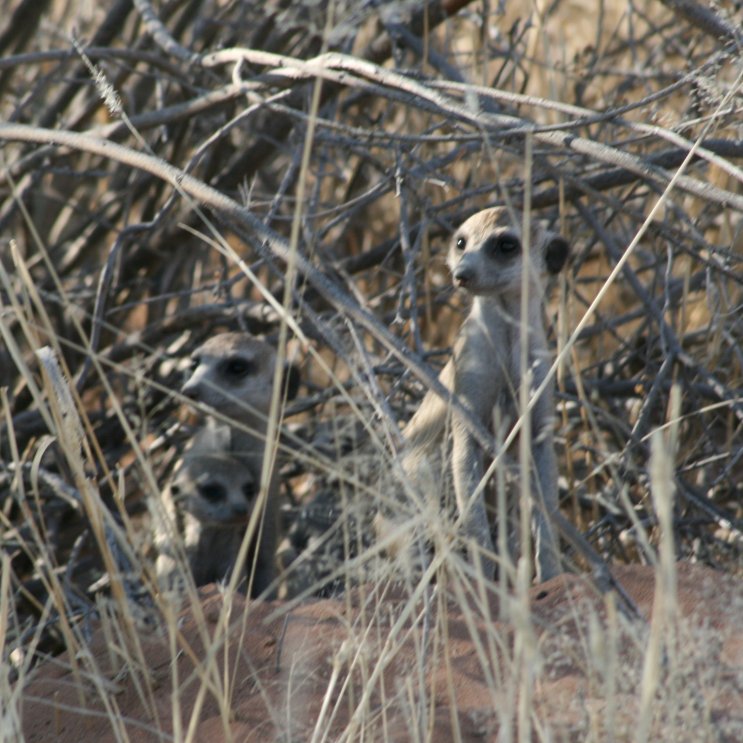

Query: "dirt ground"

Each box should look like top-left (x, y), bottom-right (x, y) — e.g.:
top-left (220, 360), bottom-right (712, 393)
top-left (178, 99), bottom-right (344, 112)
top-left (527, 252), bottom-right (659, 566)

top-left (19, 563), bottom-right (743, 742)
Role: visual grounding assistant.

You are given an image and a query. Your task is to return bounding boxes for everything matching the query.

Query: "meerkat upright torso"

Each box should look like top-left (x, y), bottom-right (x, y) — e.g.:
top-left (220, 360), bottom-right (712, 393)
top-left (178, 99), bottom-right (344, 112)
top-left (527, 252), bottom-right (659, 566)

top-left (158, 332), bottom-right (298, 597)
top-left (403, 207), bottom-right (568, 582)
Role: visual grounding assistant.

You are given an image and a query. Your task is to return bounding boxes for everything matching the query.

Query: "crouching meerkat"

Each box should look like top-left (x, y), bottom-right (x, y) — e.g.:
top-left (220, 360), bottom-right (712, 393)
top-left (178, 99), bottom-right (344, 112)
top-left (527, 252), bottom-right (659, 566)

top-left (156, 331), bottom-right (299, 597)
top-left (401, 207), bottom-right (568, 583)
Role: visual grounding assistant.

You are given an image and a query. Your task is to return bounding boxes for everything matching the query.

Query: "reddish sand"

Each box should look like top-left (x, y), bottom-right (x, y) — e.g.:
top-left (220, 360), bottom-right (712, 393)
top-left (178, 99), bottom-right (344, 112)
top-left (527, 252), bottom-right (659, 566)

top-left (19, 563), bottom-right (743, 742)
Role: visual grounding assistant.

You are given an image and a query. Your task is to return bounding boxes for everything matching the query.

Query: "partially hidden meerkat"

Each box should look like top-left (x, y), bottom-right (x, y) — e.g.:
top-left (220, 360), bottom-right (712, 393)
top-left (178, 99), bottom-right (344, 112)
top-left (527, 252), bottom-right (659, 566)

top-left (156, 450), bottom-right (268, 589)
top-left (401, 207), bottom-right (568, 583)
top-left (157, 331), bottom-right (298, 597)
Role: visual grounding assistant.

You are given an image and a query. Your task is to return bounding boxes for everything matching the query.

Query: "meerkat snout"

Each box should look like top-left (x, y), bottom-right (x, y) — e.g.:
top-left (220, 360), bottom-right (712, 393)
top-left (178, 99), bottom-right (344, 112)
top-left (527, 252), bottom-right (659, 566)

top-left (452, 264), bottom-right (475, 287)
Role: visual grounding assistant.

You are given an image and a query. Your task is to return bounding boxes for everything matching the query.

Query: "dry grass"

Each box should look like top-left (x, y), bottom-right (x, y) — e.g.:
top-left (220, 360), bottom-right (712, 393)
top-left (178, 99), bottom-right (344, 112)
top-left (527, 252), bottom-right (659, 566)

top-left (1, 0), bottom-right (742, 740)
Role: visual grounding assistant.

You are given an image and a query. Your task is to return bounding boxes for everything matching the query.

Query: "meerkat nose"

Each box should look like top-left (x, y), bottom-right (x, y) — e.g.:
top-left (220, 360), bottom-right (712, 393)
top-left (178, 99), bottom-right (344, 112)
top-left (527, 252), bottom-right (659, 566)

top-left (181, 381), bottom-right (200, 400)
top-left (181, 384), bottom-right (201, 402)
top-left (453, 267), bottom-right (473, 287)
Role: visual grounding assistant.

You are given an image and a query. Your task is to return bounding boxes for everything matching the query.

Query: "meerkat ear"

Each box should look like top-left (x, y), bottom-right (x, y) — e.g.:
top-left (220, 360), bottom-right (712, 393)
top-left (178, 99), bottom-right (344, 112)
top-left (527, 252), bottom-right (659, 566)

top-left (543, 233), bottom-right (570, 275)
top-left (282, 362), bottom-right (301, 401)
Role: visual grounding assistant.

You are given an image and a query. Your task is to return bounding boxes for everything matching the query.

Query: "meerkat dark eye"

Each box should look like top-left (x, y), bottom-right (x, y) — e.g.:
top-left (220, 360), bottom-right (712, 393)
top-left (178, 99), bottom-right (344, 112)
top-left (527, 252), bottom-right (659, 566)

top-left (189, 356), bottom-right (200, 372)
top-left (198, 482), bottom-right (227, 503)
top-left (483, 233), bottom-right (520, 258)
top-left (241, 482), bottom-right (256, 500)
top-left (455, 236), bottom-right (467, 252)
top-left (221, 356), bottom-right (252, 378)
top-left (496, 234), bottom-right (520, 254)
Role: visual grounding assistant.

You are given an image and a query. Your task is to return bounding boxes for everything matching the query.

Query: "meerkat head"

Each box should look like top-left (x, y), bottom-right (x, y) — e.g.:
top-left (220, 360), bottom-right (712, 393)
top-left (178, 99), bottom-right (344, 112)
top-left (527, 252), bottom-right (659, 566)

top-left (447, 207), bottom-right (569, 296)
top-left (170, 451), bottom-right (257, 525)
top-left (182, 331), bottom-right (300, 420)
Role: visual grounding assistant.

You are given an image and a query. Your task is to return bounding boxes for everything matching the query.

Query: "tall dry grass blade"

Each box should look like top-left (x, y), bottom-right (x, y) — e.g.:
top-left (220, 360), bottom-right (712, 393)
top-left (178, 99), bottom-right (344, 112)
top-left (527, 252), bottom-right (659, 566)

top-left (637, 384), bottom-right (682, 742)
top-left (32, 343), bottom-right (162, 722)
top-left (518, 132), bottom-right (535, 587)
top-left (0, 551), bottom-right (22, 741)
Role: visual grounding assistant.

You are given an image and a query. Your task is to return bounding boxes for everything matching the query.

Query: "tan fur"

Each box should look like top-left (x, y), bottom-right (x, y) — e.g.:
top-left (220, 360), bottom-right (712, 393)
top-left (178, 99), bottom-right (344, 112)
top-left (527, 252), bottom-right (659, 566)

top-left (402, 207), bottom-right (568, 582)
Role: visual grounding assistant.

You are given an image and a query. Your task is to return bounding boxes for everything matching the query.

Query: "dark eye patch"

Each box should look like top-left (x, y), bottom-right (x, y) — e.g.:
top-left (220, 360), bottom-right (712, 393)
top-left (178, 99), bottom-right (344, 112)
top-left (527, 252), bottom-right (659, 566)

top-left (198, 482), bottom-right (227, 503)
top-left (220, 356), bottom-right (253, 378)
top-left (496, 234), bottom-right (520, 254)
top-left (241, 482), bottom-right (256, 500)
top-left (483, 233), bottom-right (520, 257)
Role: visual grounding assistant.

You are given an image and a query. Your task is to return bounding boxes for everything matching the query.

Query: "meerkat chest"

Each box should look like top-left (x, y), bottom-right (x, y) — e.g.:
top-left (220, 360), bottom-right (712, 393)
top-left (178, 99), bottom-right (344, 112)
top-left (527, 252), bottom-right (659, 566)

top-left (455, 299), bottom-right (542, 423)
top-left (457, 304), bottom-right (518, 378)
top-left (452, 333), bottom-right (504, 424)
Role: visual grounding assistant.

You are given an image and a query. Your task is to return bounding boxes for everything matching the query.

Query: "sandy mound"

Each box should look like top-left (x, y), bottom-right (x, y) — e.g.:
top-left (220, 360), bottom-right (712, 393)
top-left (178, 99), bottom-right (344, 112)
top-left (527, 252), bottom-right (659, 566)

top-left (18, 563), bottom-right (743, 742)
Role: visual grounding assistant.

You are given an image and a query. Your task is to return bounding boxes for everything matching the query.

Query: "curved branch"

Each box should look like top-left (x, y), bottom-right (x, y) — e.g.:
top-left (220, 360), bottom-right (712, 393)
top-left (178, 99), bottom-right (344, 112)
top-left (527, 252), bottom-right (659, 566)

top-left (132, 0), bottom-right (198, 64)
top-left (202, 48), bottom-right (743, 211)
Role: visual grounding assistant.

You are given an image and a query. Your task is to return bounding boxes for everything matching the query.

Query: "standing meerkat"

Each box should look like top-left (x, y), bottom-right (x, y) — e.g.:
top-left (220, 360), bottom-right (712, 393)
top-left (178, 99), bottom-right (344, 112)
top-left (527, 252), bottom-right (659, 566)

top-left (402, 207), bottom-right (568, 582)
top-left (158, 331), bottom-right (298, 597)
top-left (155, 451), bottom-right (271, 590)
